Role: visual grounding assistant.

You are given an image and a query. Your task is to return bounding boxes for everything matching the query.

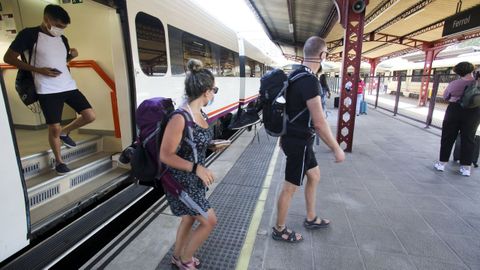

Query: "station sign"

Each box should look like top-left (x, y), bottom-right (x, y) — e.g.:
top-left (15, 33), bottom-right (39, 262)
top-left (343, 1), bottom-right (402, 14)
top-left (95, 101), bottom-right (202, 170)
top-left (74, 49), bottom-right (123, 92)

top-left (442, 5), bottom-right (480, 37)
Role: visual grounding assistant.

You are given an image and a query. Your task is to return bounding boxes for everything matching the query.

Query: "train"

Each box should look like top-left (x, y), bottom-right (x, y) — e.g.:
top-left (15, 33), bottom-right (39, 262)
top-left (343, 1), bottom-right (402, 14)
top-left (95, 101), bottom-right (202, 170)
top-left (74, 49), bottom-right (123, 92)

top-left (0, 0), bottom-right (276, 263)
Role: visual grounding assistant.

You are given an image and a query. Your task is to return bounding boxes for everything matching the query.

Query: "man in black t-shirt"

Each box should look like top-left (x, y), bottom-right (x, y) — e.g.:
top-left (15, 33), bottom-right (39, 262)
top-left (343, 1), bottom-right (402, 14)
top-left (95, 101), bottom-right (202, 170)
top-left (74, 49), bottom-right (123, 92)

top-left (272, 36), bottom-right (345, 243)
top-left (4, 4), bottom-right (95, 175)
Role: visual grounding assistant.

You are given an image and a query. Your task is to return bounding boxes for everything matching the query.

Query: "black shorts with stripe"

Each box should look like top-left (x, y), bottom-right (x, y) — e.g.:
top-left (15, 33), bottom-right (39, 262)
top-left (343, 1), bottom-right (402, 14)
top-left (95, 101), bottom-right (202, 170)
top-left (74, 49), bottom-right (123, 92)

top-left (280, 136), bottom-right (318, 186)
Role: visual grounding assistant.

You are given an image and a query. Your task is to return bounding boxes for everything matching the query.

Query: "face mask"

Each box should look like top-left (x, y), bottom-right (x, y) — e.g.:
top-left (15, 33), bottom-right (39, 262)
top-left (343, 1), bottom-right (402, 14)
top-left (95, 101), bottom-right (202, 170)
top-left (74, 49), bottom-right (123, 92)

top-left (317, 64), bottom-right (323, 74)
top-left (48, 25), bottom-right (64, 37)
top-left (207, 96), bottom-right (214, 106)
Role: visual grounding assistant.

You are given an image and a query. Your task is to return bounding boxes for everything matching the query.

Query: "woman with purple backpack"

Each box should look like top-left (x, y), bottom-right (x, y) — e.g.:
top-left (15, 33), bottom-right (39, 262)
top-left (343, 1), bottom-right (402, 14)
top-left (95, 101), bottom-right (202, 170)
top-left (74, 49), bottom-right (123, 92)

top-left (160, 59), bottom-right (218, 270)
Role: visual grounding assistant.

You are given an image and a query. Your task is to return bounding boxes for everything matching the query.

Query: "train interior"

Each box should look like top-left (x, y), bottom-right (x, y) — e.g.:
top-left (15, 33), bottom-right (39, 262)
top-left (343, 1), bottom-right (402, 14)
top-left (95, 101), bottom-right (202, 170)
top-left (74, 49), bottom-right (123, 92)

top-left (0, 0), bottom-right (132, 234)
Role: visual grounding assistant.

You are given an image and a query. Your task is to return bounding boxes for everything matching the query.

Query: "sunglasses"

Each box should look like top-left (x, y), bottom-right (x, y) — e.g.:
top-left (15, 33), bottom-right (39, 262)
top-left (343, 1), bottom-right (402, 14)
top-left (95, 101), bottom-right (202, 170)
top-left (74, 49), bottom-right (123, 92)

top-left (212, 86), bottom-right (219, 94)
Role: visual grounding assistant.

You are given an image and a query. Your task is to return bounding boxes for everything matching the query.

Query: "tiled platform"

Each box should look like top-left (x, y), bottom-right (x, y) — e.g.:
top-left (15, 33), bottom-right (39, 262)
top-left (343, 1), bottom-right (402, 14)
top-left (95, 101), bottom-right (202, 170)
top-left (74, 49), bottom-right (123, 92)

top-left (248, 105), bottom-right (480, 270)
top-left (91, 102), bottom-right (480, 270)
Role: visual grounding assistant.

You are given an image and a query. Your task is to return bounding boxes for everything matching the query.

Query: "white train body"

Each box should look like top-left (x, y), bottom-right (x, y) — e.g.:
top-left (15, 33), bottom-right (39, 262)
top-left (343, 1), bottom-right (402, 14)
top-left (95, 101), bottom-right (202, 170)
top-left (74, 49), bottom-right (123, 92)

top-left (0, 0), bottom-right (274, 263)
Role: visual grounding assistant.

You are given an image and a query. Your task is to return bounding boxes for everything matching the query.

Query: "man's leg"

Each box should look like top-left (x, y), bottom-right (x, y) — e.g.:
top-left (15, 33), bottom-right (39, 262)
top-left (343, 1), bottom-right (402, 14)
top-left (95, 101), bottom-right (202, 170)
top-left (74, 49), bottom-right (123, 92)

top-left (276, 181), bottom-right (298, 228)
top-left (274, 181), bottom-right (302, 241)
top-left (304, 166), bottom-right (320, 221)
top-left (62, 108), bottom-right (96, 135)
top-left (48, 123), bottom-right (64, 164)
top-left (304, 152), bottom-right (330, 226)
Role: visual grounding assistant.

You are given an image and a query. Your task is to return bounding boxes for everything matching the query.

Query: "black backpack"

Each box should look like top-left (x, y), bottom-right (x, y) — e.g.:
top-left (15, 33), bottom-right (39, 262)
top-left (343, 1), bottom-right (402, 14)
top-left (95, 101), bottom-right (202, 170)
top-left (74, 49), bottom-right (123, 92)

top-left (460, 80), bottom-right (480, 109)
top-left (258, 69), bottom-right (311, 136)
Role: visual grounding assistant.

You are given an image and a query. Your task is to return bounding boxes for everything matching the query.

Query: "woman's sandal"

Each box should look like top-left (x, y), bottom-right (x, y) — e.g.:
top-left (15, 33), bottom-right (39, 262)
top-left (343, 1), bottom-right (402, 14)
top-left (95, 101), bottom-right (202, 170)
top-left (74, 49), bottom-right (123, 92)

top-left (271, 226), bottom-right (303, 243)
top-left (303, 216), bottom-right (330, 230)
top-left (171, 255), bottom-right (201, 268)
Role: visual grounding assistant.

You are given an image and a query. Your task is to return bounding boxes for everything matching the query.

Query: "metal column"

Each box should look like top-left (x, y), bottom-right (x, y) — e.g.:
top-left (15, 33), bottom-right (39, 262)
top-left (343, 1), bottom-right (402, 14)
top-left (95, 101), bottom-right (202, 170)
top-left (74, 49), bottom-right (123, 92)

top-left (368, 58), bottom-right (379, 94)
top-left (418, 44), bottom-right (443, 106)
top-left (334, 0), bottom-right (368, 152)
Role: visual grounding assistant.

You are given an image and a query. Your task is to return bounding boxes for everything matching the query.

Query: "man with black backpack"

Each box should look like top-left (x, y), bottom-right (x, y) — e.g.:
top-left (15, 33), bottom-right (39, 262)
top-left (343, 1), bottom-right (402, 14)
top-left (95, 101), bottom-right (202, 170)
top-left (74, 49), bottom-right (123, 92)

top-left (271, 36), bottom-right (345, 243)
top-left (4, 4), bottom-right (95, 174)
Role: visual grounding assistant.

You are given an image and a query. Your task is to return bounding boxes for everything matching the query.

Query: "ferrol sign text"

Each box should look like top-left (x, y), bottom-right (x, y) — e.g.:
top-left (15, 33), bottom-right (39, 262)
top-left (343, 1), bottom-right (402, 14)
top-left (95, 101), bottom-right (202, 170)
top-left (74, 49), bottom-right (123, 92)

top-left (442, 5), bottom-right (480, 37)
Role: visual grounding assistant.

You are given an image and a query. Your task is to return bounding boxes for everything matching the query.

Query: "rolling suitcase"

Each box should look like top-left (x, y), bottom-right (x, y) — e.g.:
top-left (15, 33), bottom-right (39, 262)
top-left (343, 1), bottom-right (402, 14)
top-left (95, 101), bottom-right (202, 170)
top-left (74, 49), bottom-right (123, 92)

top-left (453, 134), bottom-right (480, 167)
top-left (360, 100), bottom-right (367, 114)
top-left (334, 97), bottom-right (339, 108)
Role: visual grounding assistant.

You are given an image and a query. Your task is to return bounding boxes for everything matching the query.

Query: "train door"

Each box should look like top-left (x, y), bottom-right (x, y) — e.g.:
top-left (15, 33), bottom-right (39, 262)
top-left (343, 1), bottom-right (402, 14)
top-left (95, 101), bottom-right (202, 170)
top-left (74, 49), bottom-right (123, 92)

top-left (124, 0), bottom-right (174, 106)
top-left (0, 0), bottom-right (132, 253)
top-left (0, 74), bottom-right (29, 263)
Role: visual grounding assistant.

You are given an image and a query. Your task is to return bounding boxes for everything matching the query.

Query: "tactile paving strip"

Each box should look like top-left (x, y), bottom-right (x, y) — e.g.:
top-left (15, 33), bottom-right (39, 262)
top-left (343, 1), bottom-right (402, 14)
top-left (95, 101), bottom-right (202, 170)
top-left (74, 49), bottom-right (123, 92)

top-left (157, 129), bottom-right (277, 269)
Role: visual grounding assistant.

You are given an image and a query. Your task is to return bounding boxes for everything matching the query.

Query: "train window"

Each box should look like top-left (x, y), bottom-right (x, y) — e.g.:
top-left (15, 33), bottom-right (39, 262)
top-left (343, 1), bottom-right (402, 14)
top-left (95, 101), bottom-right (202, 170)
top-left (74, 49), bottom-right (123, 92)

top-left (217, 47), bottom-right (237, 77)
top-left (246, 58), bottom-right (262, 77)
top-left (411, 69), bottom-right (423, 82)
top-left (434, 67), bottom-right (455, 83)
top-left (183, 33), bottom-right (215, 73)
top-left (135, 12), bottom-right (168, 76)
top-left (255, 62), bottom-right (264, 77)
top-left (392, 70), bottom-right (407, 81)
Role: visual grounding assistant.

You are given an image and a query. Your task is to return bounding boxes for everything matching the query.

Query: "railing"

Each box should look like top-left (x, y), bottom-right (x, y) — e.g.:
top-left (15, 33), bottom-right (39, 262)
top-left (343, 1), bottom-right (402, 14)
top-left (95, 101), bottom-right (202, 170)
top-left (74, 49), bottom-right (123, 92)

top-left (0, 60), bottom-right (121, 138)
top-left (326, 73), bottom-right (465, 130)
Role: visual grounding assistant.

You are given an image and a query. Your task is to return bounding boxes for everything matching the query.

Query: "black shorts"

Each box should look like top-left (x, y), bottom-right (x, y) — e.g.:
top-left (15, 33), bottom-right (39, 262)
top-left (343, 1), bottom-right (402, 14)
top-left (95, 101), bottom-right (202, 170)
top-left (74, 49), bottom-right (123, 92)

top-left (38, 89), bottom-right (92, 124)
top-left (280, 137), bottom-right (318, 186)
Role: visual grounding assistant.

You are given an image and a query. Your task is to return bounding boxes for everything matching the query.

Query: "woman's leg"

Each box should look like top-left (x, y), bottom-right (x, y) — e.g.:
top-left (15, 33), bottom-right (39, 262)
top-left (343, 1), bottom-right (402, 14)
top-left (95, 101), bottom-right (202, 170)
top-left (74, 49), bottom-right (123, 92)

top-left (440, 104), bottom-right (462, 162)
top-left (173, 215), bottom-right (195, 258)
top-left (459, 109), bottom-right (480, 166)
top-left (181, 208), bottom-right (217, 262)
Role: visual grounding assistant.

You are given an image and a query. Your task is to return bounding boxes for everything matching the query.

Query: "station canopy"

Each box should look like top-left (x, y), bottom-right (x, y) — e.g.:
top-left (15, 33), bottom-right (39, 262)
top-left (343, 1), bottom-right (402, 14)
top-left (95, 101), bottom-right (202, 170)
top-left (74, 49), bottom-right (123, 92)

top-left (247, 0), bottom-right (480, 62)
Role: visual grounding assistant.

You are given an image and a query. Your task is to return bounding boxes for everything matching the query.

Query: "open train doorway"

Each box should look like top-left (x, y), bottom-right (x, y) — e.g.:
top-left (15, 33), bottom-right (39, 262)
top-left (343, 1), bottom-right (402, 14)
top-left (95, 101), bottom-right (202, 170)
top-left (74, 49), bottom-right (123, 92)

top-left (0, 0), bottom-right (132, 239)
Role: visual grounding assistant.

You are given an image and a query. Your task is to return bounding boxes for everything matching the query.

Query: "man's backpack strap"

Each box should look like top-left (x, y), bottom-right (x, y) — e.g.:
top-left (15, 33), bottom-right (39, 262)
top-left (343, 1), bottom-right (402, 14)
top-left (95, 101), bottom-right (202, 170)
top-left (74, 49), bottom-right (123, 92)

top-left (286, 71), bottom-right (313, 123)
top-left (61, 35), bottom-right (70, 58)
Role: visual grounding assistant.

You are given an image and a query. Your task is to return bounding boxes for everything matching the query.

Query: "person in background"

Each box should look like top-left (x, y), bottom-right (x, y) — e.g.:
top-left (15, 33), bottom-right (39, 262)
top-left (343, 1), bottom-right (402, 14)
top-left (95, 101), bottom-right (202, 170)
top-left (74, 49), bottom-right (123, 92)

top-left (272, 36), bottom-right (345, 243)
top-left (160, 59), bottom-right (218, 270)
top-left (4, 4), bottom-right (95, 174)
top-left (356, 78), bottom-right (365, 116)
top-left (319, 73), bottom-right (331, 113)
top-left (434, 62), bottom-right (479, 177)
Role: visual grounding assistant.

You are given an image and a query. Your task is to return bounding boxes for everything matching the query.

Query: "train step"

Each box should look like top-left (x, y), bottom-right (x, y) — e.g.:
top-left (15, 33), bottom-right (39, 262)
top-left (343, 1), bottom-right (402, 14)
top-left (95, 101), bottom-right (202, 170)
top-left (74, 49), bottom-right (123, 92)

top-left (21, 136), bottom-right (103, 180)
top-left (27, 152), bottom-right (115, 210)
top-left (30, 166), bottom-right (130, 233)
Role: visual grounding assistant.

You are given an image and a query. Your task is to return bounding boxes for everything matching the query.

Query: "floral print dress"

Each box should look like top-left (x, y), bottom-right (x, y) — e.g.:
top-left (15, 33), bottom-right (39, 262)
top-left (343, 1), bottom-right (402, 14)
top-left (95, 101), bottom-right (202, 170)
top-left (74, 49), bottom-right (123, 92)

top-left (166, 111), bottom-right (213, 216)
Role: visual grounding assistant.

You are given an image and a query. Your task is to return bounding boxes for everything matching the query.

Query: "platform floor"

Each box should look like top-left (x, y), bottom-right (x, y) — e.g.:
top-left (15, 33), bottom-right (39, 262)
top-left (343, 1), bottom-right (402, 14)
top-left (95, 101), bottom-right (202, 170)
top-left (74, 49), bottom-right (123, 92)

top-left (90, 102), bottom-right (480, 270)
top-left (247, 106), bottom-right (480, 270)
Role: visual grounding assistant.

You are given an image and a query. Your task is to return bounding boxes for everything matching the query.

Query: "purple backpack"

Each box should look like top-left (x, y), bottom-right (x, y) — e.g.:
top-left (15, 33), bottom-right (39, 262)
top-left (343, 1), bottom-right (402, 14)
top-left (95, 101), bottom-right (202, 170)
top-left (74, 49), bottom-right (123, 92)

top-left (131, 97), bottom-right (196, 188)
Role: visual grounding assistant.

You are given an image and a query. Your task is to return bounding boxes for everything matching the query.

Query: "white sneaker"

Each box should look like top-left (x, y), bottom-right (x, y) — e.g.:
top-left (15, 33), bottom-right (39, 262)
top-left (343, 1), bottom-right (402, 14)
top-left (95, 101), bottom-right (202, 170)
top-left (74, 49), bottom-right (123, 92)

top-left (434, 161), bottom-right (445, 172)
top-left (460, 166), bottom-right (471, 177)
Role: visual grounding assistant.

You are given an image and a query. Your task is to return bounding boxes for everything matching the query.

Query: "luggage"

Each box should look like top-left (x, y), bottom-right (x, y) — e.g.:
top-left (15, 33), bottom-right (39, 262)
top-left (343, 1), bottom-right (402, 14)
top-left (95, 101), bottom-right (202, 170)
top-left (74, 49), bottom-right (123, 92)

top-left (130, 97), bottom-right (196, 188)
top-left (360, 100), bottom-right (367, 114)
top-left (453, 134), bottom-right (480, 167)
top-left (460, 80), bottom-right (480, 109)
top-left (334, 97), bottom-right (339, 108)
top-left (258, 68), bottom-right (311, 137)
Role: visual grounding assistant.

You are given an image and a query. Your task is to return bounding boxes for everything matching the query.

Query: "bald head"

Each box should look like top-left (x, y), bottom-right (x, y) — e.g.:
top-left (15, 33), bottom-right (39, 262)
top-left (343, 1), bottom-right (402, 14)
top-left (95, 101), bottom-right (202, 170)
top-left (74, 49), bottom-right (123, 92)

top-left (303, 36), bottom-right (326, 58)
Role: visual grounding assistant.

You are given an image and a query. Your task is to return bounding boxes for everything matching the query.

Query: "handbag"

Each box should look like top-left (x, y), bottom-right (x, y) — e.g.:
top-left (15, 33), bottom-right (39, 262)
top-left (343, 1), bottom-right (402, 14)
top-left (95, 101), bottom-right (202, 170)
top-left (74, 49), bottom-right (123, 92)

top-left (15, 43), bottom-right (40, 112)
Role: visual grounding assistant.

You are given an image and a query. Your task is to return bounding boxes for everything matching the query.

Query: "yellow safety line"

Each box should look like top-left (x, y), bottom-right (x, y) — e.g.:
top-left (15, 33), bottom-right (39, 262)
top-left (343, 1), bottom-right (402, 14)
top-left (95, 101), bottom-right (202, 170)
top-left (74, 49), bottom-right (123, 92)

top-left (236, 139), bottom-right (280, 270)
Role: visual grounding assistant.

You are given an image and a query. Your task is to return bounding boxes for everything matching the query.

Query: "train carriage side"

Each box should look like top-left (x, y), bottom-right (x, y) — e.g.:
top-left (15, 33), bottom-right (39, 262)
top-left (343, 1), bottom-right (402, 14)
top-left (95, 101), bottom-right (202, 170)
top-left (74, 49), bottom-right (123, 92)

top-left (0, 0), bottom-right (275, 264)
top-left (126, 0), bottom-right (270, 136)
